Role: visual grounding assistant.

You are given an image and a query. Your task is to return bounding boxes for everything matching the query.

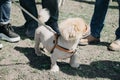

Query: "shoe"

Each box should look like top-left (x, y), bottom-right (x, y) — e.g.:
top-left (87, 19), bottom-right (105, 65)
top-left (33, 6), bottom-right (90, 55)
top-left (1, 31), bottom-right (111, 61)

top-left (79, 35), bottom-right (100, 45)
top-left (108, 39), bottom-right (120, 51)
top-left (0, 23), bottom-right (20, 42)
top-left (25, 29), bottom-right (35, 38)
top-left (0, 42), bottom-right (3, 49)
top-left (24, 21), bottom-right (38, 38)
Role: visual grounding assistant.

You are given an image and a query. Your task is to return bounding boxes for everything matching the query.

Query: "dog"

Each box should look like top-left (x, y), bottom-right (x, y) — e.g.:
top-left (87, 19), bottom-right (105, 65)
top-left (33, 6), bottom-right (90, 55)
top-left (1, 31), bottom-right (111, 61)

top-left (34, 9), bottom-right (89, 72)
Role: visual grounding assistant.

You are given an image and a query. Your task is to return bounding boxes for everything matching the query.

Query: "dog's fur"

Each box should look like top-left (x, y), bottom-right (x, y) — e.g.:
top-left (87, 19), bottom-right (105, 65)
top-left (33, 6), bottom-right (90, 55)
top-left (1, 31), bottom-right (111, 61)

top-left (34, 9), bottom-right (89, 72)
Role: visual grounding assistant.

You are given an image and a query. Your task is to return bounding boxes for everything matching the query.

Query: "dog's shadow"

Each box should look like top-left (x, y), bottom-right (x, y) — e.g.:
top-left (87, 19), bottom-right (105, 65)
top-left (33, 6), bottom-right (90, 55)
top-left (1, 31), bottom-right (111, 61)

top-left (14, 46), bottom-right (120, 80)
top-left (61, 60), bottom-right (120, 80)
top-left (14, 46), bottom-right (51, 70)
top-left (14, 46), bottom-right (71, 70)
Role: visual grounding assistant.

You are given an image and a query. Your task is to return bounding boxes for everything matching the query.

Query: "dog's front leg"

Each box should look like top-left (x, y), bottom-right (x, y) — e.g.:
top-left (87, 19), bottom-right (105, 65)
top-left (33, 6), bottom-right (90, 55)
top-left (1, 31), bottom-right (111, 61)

top-left (70, 53), bottom-right (79, 68)
top-left (50, 53), bottom-right (59, 72)
top-left (34, 32), bottom-right (42, 56)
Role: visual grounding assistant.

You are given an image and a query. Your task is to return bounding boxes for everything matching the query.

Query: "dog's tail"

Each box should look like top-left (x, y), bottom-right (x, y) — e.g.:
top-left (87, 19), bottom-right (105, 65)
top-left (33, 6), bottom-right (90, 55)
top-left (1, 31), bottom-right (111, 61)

top-left (38, 8), bottom-right (50, 23)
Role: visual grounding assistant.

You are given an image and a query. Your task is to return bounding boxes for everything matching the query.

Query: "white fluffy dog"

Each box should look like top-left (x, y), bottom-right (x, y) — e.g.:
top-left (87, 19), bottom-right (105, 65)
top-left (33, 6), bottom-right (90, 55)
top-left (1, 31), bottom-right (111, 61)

top-left (34, 9), bottom-right (89, 72)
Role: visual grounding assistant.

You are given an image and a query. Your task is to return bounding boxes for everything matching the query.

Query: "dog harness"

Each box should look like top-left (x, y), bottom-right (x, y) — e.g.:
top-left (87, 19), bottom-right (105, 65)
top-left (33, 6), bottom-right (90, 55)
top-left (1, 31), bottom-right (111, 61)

top-left (50, 34), bottom-right (76, 54)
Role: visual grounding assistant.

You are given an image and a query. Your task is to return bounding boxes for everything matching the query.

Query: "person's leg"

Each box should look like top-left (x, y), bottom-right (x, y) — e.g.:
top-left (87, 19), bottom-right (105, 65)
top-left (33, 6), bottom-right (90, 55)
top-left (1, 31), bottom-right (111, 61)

top-left (0, 0), bottom-right (20, 42)
top-left (42, 0), bottom-right (60, 34)
top-left (108, 0), bottom-right (120, 51)
top-left (90, 0), bottom-right (110, 39)
top-left (0, 0), bottom-right (11, 24)
top-left (115, 0), bottom-right (120, 39)
top-left (19, 0), bottom-right (38, 38)
top-left (79, 0), bottom-right (110, 45)
top-left (0, 0), bottom-right (10, 47)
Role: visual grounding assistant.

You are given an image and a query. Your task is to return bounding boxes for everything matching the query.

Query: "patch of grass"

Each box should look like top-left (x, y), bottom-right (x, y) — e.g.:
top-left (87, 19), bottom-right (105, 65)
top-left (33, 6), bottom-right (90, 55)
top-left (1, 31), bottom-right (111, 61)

top-left (0, 68), bottom-right (9, 79)
top-left (0, 56), bottom-right (5, 61)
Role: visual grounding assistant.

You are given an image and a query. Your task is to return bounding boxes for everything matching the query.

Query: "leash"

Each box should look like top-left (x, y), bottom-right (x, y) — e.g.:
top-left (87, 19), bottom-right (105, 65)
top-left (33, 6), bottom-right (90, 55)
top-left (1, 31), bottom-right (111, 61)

top-left (58, 0), bottom-right (64, 8)
top-left (12, 0), bottom-right (44, 26)
top-left (12, 0), bottom-right (75, 54)
top-left (12, 0), bottom-right (64, 25)
top-left (11, 0), bottom-right (56, 33)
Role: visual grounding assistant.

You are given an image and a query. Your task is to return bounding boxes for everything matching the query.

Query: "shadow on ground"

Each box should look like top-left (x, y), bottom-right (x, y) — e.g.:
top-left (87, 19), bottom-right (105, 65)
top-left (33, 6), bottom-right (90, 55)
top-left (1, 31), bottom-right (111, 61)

top-left (14, 46), bottom-right (51, 70)
top-left (14, 46), bottom-right (120, 80)
top-left (74, 0), bottom-right (95, 5)
top-left (79, 41), bottom-right (110, 47)
top-left (12, 0), bottom-right (42, 4)
top-left (13, 26), bottom-right (34, 40)
top-left (62, 60), bottom-right (120, 80)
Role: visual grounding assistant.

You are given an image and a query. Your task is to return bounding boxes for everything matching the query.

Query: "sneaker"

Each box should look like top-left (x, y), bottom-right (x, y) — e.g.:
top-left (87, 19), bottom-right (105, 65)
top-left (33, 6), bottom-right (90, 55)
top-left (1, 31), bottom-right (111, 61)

top-left (79, 35), bottom-right (100, 45)
top-left (0, 23), bottom-right (20, 42)
top-left (108, 39), bottom-right (120, 51)
top-left (0, 42), bottom-right (3, 49)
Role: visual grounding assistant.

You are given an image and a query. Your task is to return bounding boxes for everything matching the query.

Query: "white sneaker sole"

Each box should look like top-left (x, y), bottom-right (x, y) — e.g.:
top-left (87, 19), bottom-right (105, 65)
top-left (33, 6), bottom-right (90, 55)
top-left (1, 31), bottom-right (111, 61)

top-left (0, 33), bottom-right (20, 42)
top-left (0, 43), bottom-right (3, 49)
top-left (108, 39), bottom-right (120, 51)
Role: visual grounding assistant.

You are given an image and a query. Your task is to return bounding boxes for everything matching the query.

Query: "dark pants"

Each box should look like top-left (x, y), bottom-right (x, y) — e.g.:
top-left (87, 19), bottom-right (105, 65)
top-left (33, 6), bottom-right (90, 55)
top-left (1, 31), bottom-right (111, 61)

top-left (90, 0), bottom-right (120, 39)
top-left (19, 0), bottom-right (60, 36)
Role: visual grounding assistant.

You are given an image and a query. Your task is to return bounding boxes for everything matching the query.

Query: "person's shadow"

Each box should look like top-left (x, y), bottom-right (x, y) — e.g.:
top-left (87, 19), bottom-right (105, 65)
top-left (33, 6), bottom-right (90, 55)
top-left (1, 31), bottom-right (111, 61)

top-left (14, 46), bottom-right (120, 80)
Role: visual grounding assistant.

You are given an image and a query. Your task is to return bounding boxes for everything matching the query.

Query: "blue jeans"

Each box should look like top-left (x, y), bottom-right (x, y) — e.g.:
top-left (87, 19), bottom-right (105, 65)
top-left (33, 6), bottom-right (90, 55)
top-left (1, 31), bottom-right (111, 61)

top-left (0, 0), bottom-right (11, 25)
top-left (19, 0), bottom-right (60, 34)
top-left (90, 0), bottom-right (120, 39)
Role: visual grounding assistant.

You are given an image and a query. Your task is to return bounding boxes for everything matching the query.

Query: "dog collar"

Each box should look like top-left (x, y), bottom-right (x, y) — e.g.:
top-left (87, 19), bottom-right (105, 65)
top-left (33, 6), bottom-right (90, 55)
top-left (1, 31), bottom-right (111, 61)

top-left (50, 34), bottom-right (76, 54)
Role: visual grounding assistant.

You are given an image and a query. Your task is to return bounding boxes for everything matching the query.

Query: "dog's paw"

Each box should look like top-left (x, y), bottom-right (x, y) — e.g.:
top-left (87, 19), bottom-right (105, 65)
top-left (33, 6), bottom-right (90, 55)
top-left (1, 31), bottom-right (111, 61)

top-left (50, 64), bottom-right (60, 72)
top-left (70, 63), bottom-right (79, 68)
top-left (35, 49), bottom-right (42, 56)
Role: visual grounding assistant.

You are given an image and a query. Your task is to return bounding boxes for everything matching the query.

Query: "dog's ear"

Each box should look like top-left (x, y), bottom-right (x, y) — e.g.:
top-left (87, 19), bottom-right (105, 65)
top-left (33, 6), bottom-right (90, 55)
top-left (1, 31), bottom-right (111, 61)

top-left (60, 24), bottom-right (81, 41)
top-left (82, 24), bottom-right (90, 38)
top-left (59, 18), bottom-right (90, 40)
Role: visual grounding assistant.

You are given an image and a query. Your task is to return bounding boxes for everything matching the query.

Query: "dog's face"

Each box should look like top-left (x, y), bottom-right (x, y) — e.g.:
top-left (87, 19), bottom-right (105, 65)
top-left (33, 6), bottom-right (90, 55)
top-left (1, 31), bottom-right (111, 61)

top-left (59, 18), bottom-right (89, 41)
